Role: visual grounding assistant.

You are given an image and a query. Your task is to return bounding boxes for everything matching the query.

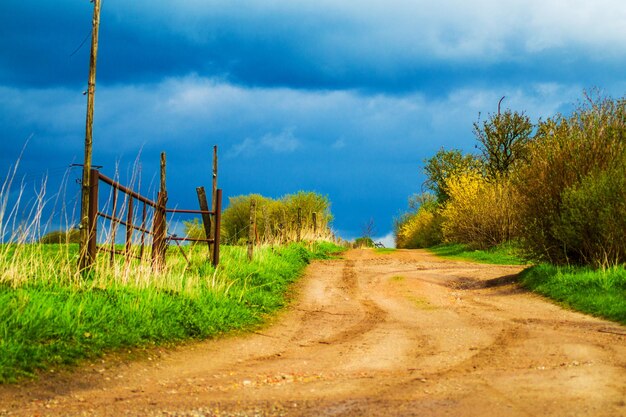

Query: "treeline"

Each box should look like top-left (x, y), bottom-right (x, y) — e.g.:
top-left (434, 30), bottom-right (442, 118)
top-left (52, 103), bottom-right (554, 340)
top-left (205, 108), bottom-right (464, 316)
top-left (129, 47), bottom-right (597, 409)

top-left (396, 93), bottom-right (626, 268)
top-left (185, 191), bottom-right (334, 245)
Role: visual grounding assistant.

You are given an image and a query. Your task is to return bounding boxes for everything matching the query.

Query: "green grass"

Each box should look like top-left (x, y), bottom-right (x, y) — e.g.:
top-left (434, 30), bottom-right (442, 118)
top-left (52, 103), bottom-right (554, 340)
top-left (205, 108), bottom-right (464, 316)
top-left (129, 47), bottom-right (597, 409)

top-left (375, 248), bottom-right (397, 254)
top-left (427, 242), bottom-right (625, 325)
top-left (0, 241), bottom-right (344, 383)
top-left (520, 264), bottom-right (626, 325)
top-left (427, 242), bottom-right (528, 265)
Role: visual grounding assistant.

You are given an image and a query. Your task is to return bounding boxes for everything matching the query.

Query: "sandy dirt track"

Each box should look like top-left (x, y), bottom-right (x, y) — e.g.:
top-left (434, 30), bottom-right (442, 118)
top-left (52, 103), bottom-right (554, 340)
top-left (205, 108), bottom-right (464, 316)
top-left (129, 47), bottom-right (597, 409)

top-left (1, 249), bottom-right (625, 416)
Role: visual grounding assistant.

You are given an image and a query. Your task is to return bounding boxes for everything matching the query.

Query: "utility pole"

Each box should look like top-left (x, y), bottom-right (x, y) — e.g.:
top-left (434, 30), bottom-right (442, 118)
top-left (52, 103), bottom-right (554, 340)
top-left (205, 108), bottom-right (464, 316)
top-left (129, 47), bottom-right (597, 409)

top-left (210, 146), bottom-right (218, 260)
top-left (79, 0), bottom-right (102, 271)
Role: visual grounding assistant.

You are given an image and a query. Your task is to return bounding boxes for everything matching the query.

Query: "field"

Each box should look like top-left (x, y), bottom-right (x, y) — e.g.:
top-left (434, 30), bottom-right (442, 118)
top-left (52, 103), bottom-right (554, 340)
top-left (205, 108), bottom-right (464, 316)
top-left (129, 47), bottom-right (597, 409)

top-left (0, 241), bottom-right (342, 382)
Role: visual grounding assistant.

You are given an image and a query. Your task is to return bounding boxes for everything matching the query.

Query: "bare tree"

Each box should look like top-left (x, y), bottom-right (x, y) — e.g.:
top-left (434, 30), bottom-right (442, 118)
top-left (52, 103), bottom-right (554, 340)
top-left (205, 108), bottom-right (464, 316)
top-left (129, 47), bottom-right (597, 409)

top-left (362, 217), bottom-right (376, 239)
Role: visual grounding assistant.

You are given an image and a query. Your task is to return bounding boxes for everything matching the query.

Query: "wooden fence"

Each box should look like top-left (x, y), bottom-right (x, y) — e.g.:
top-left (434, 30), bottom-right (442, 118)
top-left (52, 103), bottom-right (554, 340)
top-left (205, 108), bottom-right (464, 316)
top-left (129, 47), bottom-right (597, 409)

top-left (79, 152), bottom-right (222, 271)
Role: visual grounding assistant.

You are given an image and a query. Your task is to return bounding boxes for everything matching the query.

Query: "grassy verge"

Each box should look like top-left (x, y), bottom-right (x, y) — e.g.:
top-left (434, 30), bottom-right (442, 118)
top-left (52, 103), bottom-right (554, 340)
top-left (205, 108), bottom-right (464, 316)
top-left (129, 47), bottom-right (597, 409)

top-left (427, 242), bottom-right (528, 265)
top-left (375, 248), bottom-right (397, 254)
top-left (0, 241), bottom-right (343, 383)
top-left (520, 264), bottom-right (626, 325)
top-left (424, 242), bottom-right (625, 325)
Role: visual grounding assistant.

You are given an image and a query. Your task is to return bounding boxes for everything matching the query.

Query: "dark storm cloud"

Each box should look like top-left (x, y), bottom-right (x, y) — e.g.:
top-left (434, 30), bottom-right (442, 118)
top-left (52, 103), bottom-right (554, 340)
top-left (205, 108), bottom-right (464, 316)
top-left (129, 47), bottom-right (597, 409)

top-left (3, 0), bottom-right (625, 95)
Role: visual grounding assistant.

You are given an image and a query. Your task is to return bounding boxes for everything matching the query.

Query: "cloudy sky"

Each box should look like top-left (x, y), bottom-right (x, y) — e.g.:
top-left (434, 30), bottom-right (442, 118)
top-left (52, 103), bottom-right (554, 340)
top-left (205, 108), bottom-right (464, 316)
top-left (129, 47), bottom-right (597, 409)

top-left (1, 0), bottom-right (626, 243)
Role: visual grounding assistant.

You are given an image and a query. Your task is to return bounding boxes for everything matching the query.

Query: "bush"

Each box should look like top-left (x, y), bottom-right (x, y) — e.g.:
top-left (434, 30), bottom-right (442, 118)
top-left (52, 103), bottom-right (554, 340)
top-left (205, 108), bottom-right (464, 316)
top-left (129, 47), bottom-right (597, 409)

top-left (440, 171), bottom-right (520, 249)
top-left (217, 192), bottom-right (333, 245)
top-left (354, 237), bottom-right (374, 248)
top-left (552, 163), bottom-right (626, 267)
top-left (516, 94), bottom-right (626, 266)
top-left (395, 200), bottom-right (442, 249)
top-left (39, 229), bottom-right (80, 244)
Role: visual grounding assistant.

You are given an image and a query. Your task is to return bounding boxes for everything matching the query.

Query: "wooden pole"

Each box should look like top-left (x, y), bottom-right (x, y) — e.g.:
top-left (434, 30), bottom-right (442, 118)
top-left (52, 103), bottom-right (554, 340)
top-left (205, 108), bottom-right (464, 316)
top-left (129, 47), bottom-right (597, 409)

top-left (86, 169), bottom-right (99, 265)
top-left (196, 186), bottom-right (212, 252)
top-left (79, 0), bottom-right (102, 271)
top-left (152, 152), bottom-right (168, 270)
top-left (159, 152), bottom-right (168, 264)
top-left (160, 152), bottom-right (166, 195)
top-left (210, 146), bottom-right (218, 255)
top-left (212, 146), bottom-right (218, 212)
top-left (212, 189), bottom-right (222, 267)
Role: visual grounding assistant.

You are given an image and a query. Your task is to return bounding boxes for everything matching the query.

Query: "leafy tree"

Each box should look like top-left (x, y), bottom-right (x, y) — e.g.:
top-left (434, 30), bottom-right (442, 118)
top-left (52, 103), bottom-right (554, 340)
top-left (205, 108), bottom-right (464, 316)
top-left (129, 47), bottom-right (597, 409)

top-left (473, 108), bottom-right (533, 178)
top-left (423, 149), bottom-right (482, 203)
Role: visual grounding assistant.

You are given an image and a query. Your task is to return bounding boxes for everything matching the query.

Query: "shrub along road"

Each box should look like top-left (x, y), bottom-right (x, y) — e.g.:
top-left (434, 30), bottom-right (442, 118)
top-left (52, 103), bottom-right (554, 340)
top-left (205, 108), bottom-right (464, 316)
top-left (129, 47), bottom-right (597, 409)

top-left (1, 249), bottom-right (624, 416)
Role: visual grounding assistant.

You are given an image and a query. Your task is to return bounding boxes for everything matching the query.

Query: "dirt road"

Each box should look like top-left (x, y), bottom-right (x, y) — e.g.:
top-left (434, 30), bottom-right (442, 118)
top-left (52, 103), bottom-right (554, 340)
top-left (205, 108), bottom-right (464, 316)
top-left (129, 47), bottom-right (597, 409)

top-left (1, 249), bottom-right (625, 416)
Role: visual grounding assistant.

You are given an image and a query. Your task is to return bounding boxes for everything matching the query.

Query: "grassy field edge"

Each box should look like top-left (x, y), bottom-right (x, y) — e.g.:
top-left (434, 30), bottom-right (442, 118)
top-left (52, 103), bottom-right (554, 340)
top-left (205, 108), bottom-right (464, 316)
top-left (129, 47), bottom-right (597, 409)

top-left (0, 241), bottom-right (344, 383)
top-left (519, 264), bottom-right (626, 326)
top-left (426, 242), bottom-right (528, 265)
top-left (427, 243), bottom-right (625, 325)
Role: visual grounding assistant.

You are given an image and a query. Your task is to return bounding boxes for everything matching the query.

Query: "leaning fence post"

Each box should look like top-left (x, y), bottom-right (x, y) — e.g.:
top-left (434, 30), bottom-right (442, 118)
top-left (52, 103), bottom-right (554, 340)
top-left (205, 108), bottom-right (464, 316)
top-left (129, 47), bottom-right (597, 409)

top-left (212, 189), bottom-right (222, 267)
top-left (247, 199), bottom-right (257, 260)
top-left (196, 186), bottom-right (212, 253)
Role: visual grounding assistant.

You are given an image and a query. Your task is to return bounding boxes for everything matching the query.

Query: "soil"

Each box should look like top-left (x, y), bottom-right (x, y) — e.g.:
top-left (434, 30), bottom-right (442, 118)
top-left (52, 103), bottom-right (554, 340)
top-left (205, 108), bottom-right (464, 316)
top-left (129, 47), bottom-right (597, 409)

top-left (1, 249), bottom-right (625, 417)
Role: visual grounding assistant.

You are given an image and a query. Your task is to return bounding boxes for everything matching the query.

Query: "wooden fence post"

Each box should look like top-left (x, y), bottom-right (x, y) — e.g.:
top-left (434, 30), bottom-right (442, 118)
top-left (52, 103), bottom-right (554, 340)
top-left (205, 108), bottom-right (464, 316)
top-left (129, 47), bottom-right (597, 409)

top-left (196, 186), bottom-right (212, 253)
top-left (248, 200), bottom-right (256, 260)
top-left (151, 193), bottom-right (166, 270)
top-left (312, 212), bottom-right (317, 237)
top-left (152, 153), bottom-right (167, 270)
top-left (83, 168), bottom-right (99, 270)
top-left (212, 189), bottom-right (222, 267)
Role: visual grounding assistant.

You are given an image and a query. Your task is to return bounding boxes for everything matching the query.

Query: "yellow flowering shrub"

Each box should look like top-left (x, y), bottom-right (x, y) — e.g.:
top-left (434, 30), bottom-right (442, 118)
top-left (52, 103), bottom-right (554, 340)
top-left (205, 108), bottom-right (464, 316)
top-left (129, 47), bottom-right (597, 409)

top-left (396, 208), bottom-right (441, 249)
top-left (440, 171), bottom-right (519, 249)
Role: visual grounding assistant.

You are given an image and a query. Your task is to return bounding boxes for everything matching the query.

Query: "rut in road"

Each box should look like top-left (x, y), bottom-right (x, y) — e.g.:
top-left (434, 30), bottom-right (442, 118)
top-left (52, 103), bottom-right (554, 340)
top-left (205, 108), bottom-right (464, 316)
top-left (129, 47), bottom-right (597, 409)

top-left (1, 249), bottom-right (624, 417)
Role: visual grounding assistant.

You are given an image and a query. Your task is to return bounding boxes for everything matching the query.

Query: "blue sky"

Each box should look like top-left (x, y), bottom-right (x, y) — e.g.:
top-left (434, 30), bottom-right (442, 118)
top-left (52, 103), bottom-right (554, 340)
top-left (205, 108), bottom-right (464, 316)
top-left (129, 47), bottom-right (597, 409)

top-left (1, 0), bottom-right (626, 244)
